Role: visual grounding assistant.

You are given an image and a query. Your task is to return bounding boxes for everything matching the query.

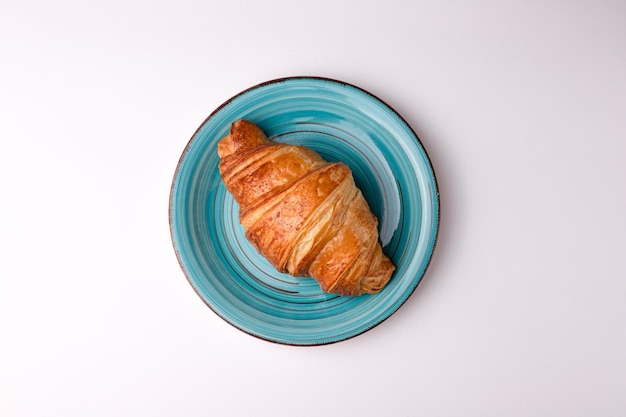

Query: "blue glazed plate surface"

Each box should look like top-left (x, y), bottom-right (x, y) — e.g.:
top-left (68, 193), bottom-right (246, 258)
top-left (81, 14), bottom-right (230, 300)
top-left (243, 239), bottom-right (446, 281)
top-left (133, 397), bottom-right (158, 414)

top-left (170, 77), bottom-right (439, 345)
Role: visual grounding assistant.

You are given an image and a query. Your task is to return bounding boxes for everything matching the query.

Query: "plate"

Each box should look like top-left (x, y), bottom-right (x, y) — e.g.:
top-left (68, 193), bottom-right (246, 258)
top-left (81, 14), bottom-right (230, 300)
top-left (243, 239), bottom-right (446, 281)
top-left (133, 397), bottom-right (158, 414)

top-left (169, 77), bottom-right (439, 345)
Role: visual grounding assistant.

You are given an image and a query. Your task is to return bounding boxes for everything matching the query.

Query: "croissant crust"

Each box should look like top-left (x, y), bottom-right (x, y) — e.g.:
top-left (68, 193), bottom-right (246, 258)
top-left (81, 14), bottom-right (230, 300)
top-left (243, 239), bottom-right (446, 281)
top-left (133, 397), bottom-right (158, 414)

top-left (218, 120), bottom-right (395, 296)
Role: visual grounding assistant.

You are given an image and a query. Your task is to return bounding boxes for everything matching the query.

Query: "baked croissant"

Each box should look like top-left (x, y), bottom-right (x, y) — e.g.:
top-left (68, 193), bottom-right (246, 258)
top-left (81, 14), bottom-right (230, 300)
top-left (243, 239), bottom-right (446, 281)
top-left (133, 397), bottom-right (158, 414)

top-left (218, 120), bottom-right (395, 296)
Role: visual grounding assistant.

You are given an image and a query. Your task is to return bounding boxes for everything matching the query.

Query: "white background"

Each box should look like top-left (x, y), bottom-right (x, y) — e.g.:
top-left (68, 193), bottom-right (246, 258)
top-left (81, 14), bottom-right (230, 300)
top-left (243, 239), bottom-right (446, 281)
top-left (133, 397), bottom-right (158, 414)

top-left (2, 1), bottom-right (625, 416)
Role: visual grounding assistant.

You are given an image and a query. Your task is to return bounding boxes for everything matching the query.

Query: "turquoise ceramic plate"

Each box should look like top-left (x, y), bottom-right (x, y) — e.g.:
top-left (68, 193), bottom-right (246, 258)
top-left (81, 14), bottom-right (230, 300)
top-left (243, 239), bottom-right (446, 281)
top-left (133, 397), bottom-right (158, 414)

top-left (170, 77), bottom-right (439, 345)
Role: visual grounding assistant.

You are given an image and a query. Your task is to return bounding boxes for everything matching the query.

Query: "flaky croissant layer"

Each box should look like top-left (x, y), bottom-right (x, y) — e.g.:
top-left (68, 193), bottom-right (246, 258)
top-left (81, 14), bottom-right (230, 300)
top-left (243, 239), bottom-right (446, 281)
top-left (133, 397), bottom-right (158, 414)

top-left (218, 120), bottom-right (395, 296)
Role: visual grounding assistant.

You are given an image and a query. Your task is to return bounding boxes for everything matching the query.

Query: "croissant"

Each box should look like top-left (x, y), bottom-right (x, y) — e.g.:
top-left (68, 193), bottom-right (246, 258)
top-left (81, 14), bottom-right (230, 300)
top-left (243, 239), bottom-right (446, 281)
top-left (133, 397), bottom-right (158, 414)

top-left (217, 120), bottom-right (395, 296)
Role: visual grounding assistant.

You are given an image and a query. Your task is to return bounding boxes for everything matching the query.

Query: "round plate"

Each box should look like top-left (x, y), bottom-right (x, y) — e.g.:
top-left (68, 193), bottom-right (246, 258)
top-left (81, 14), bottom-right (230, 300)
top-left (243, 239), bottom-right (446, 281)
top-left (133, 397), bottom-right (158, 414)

top-left (169, 77), bottom-right (439, 345)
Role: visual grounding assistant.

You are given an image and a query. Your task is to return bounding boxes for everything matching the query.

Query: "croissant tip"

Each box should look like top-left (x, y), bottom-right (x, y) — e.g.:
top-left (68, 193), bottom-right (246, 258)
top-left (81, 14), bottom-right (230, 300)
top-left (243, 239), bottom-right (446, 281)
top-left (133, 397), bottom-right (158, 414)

top-left (231, 119), bottom-right (253, 130)
top-left (218, 119), bottom-right (270, 159)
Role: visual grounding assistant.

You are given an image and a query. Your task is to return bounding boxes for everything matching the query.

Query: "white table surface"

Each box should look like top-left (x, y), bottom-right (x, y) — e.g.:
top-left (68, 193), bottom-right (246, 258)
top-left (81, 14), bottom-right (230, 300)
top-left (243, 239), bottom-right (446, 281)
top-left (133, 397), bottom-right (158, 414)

top-left (2, 1), bottom-right (625, 416)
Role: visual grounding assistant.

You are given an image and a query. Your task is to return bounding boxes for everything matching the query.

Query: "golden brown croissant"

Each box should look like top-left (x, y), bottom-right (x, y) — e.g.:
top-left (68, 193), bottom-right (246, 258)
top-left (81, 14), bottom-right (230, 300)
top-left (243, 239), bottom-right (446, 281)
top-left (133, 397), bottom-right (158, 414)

top-left (218, 120), bottom-right (395, 296)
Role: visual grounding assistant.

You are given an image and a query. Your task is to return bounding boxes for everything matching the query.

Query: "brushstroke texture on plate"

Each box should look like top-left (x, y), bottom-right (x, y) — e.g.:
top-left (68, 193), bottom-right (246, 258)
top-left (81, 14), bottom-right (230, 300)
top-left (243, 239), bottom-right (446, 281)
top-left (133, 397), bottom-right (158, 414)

top-left (169, 77), bottom-right (439, 345)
